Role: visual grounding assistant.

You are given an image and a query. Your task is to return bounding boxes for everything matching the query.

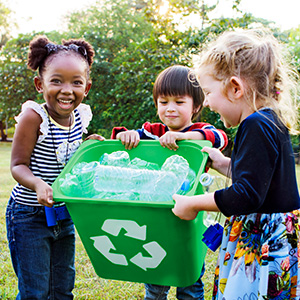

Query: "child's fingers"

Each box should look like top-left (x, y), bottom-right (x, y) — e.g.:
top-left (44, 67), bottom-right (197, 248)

top-left (36, 183), bottom-right (55, 207)
top-left (84, 134), bottom-right (105, 141)
top-left (44, 199), bottom-right (55, 207)
top-left (37, 195), bottom-right (55, 207)
top-left (122, 133), bottom-right (140, 150)
top-left (201, 146), bottom-right (213, 154)
top-left (159, 136), bottom-right (178, 151)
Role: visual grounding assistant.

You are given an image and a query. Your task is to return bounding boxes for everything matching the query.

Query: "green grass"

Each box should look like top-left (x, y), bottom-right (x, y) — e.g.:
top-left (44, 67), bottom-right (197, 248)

top-left (0, 142), bottom-right (217, 299)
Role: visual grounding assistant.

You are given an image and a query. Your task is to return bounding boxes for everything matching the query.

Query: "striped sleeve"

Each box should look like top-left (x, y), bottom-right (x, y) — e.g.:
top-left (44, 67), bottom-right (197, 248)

top-left (190, 123), bottom-right (228, 150)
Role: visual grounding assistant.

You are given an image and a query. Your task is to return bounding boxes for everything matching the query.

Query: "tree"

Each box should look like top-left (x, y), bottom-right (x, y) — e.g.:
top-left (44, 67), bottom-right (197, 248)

top-left (287, 26), bottom-right (300, 163)
top-left (0, 2), bottom-right (16, 48)
top-left (65, 0), bottom-right (189, 136)
top-left (0, 31), bottom-right (65, 137)
top-left (1, 0), bottom-right (297, 146)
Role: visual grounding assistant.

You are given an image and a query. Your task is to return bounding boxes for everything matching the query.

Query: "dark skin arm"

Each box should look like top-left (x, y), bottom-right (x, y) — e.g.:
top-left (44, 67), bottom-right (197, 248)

top-left (10, 108), bottom-right (55, 207)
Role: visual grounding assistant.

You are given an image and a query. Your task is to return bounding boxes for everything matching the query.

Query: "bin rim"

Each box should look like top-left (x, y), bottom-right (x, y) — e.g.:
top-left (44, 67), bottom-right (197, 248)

top-left (52, 139), bottom-right (211, 207)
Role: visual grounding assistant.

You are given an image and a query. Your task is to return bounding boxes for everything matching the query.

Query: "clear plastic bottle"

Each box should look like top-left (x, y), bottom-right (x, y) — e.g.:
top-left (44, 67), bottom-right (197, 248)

top-left (199, 173), bottom-right (224, 227)
top-left (199, 173), bottom-right (225, 251)
top-left (60, 154), bottom-right (191, 202)
top-left (128, 157), bottom-right (160, 170)
top-left (59, 173), bottom-right (83, 197)
top-left (100, 151), bottom-right (130, 167)
top-left (199, 173), bottom-right (224, 194)
top-left (60, 161), bottom-right (100, 198)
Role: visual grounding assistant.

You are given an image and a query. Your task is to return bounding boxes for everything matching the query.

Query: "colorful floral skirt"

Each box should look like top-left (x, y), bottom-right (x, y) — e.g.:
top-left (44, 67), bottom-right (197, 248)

top-left (212, 210), bottom-right (300, 300)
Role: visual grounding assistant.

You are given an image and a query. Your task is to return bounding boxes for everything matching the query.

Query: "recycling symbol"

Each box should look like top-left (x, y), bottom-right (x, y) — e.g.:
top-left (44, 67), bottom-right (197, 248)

top-left (91, 219), bottom-right (167, 271)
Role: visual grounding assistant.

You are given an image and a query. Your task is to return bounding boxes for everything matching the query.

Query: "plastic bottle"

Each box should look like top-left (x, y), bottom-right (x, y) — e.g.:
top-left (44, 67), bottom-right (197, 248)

top-left (59, 173), bottom-right (83, 197)
top-left (176, 168), bottom-right (197, 195)
top-left (199, 172), bottom-right (224, 251)
top-left (60, 154), bottom-right (191, 202)
top-left (93, 165), bottom-right (179, 196)
top-left (199, 173), bottom-right (224, 194)
top-left (100, 151), bottom-right (130, 167)
top-left (128, 157), bottom-right (160, 170)
top-left (161, 155), bottom-right (189, 182)
top-left (60, 161), bottom-right (100, 197)
top-left (199, 173), bottom-right (224, 226)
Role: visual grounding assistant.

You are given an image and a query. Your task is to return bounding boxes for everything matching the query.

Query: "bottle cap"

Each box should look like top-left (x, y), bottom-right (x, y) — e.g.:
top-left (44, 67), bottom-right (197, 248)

top-left (180, 179), bottom-right (190, 192)
top-left (199, 173), bottom-right (214, 186)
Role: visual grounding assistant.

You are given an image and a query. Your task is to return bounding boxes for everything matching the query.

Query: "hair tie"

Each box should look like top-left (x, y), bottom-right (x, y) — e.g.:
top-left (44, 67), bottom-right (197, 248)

top-left (45, 43), bottom-right (88, 60)
top-left (45, 43), bottom-right (58, 54)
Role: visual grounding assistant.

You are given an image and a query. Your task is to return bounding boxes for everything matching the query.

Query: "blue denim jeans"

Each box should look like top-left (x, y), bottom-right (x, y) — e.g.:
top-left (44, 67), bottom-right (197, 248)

top-left (6, 198), bottom-right (75, 300)
top-left (144, 264), bottom-right (205, 300)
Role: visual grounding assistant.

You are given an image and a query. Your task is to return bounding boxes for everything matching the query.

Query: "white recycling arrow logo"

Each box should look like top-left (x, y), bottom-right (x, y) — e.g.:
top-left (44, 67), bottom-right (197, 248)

top-left (90, 219), bottom-right (166, 271)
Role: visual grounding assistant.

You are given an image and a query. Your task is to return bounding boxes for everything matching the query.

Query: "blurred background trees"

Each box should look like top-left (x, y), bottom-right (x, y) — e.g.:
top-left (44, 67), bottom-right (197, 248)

top-left (0, 0), bottom-right (299, 154)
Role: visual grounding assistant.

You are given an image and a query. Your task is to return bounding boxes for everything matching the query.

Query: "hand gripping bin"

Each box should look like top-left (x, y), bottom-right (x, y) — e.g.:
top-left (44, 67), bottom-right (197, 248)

top-left (52, 139), bottom-right (211, 287)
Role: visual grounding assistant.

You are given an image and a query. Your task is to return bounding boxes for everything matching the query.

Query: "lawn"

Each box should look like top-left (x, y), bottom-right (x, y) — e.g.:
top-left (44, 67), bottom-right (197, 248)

top-left (0, 142), bottom-right (217, 299)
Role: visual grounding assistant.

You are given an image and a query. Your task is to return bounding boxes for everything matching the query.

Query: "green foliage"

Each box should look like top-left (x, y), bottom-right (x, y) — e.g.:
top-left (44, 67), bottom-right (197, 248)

top-left (64, 0), bottom-right (191, 135)
top-left (0, 31), bottom-right (69, 127)
top-left (0, 1), bottom-right (16, 47)
top-left (288, 26), bottom-right (300, 72)
top-left (0, 34), bottom-right (37, 126)
top-left (1, 0), bottom-right (299, 144)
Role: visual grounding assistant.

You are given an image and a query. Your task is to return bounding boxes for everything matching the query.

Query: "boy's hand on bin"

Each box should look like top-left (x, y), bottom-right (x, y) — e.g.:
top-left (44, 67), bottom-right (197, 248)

top-left (116, 131), bottom-right (140, 150)
top-left (159, 131), bottom-right (182, 150)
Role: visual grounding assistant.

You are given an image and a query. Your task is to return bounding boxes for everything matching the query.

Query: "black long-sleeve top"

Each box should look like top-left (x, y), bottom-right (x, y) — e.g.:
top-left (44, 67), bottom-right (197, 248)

top-left (215, 108), bottom-right (300, 217)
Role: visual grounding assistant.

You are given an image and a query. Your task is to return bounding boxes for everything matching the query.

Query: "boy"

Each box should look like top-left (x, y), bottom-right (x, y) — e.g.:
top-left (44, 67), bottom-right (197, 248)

top-left (111, 65), bottom-right (228, 300)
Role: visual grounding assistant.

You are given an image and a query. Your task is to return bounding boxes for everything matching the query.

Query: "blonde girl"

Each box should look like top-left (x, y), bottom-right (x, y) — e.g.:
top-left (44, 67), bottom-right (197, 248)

top-left (173, 29), bottom-right (300, 299)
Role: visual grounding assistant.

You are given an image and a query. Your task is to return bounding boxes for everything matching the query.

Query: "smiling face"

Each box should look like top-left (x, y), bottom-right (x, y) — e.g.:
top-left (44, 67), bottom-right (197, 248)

top-left (199, 73), bottom-right (234, 128)
top-left (157, 95), bottom-right (197, 131)
top-left (34, 54), bottom-right (91, 125)
top-left (198, 67), bottom-right (250, 128)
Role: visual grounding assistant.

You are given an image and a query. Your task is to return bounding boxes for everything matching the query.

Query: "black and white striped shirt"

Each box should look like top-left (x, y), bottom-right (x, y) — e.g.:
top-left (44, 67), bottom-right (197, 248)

top-left (11, 101), bottom-right (92, 206)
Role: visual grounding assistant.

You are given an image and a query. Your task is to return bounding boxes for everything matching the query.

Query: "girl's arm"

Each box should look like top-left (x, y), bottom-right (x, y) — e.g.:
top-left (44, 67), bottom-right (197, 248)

top-left (10, 108), bottom-right (54, 207)
top-left (172, 192), bottom-right (219, 220)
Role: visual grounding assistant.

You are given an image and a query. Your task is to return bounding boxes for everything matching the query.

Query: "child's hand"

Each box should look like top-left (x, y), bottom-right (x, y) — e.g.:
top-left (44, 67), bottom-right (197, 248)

top-left (85, 134), bottom-right (105, 141)
top-left (159, 132), bottom-right (183, 150)
top-left (35, 180), bottom-right (55, 207)
top-left (202, 146), bottom-right (231, 176)
top-left (172, 194), bottom-right (199, 220)
top-left (116, 130), bottom-right (140, 150)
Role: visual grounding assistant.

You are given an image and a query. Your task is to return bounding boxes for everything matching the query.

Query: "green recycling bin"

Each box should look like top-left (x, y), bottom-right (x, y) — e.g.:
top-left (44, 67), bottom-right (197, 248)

top-left (52, 139), bottom-right (211, 287)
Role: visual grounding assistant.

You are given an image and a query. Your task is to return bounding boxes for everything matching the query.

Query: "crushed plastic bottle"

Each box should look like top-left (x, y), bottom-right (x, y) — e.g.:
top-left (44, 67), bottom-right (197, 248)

top-left (93, 164), bottom-right (181, 201)
top-left (100, 151), bottom-right (130, 167)
top-left (60, 161), bottom-right (100, 198)
top-left (161, 155), bottom-right (189, 181)
top-left (59, 152), bottom-right (192, 202)
top-left (128, 157), bottom-right (160, 170)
